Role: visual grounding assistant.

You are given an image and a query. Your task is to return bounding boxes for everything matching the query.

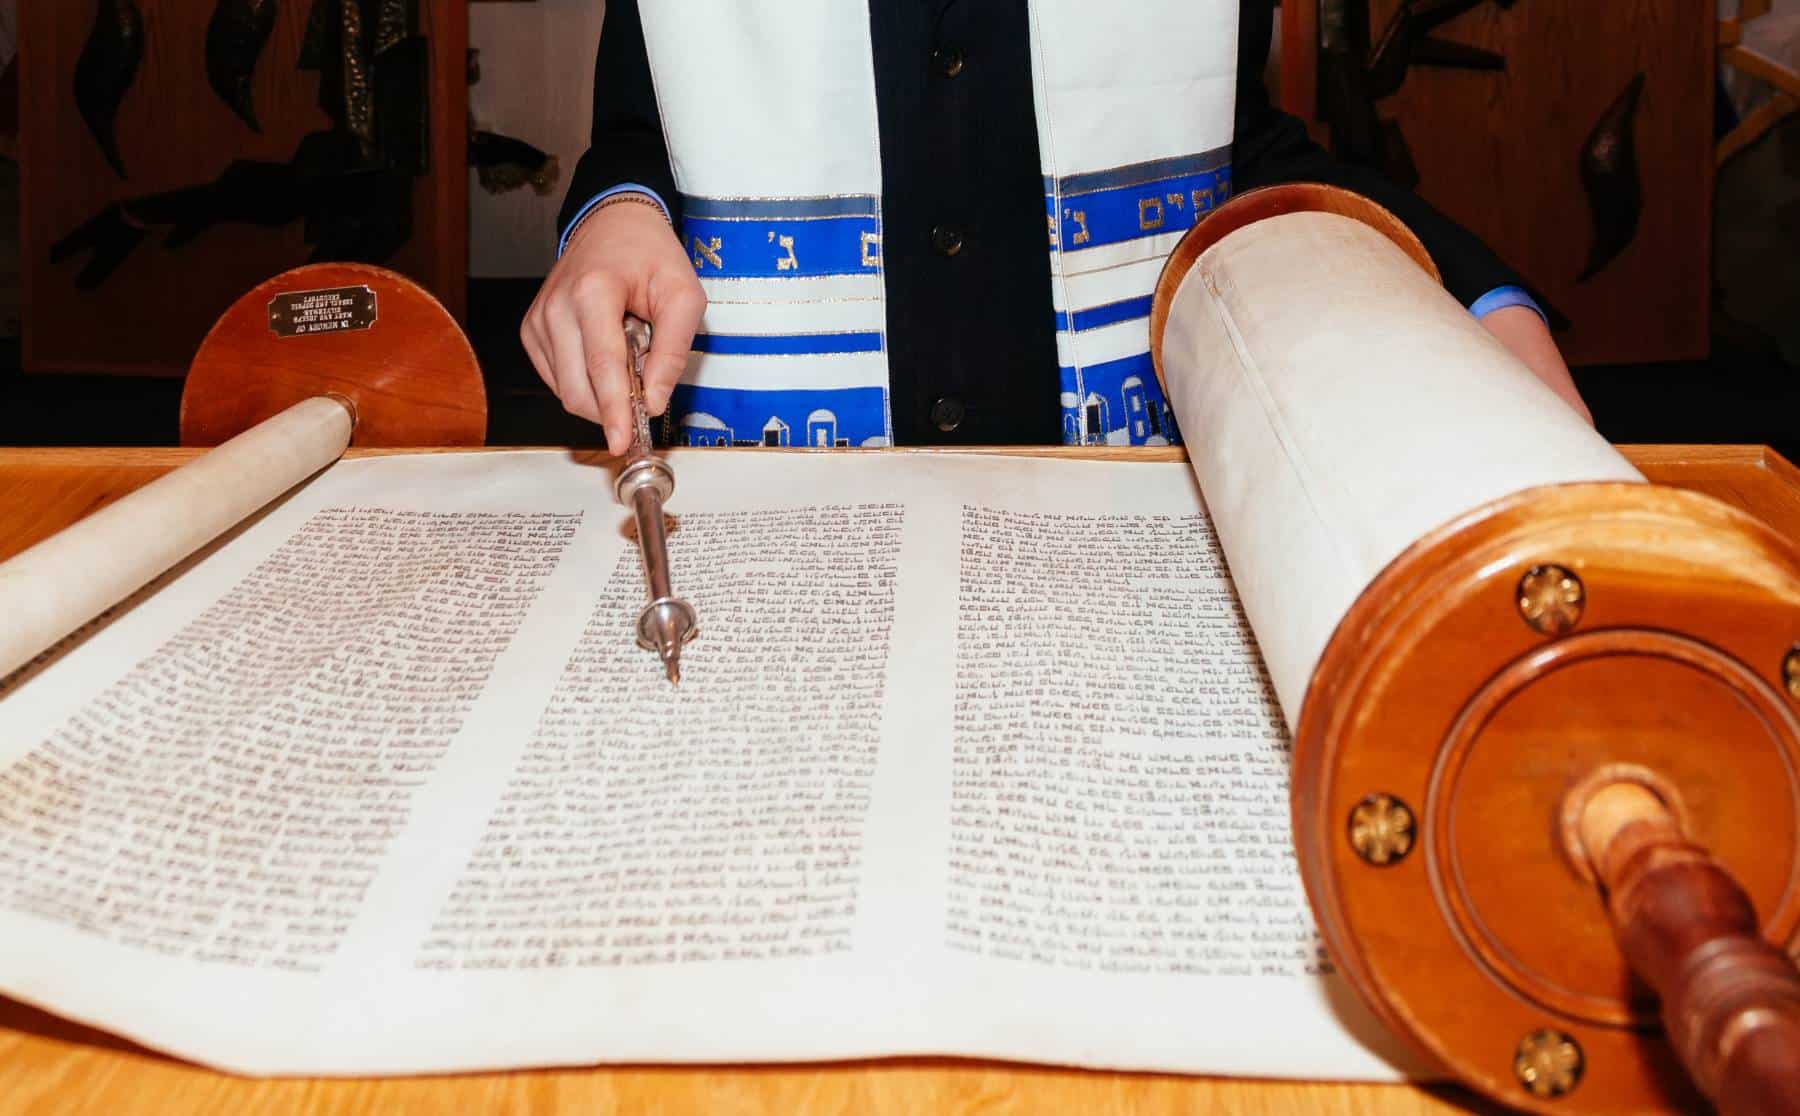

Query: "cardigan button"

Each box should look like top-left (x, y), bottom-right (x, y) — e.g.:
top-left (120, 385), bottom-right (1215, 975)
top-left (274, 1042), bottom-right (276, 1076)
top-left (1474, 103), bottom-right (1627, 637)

top-left (930, 396), bottom-right (966, 433)
top-left (932, 44), bottom-right (965, 78)
top-left (931, 225), bottom-right (964, 257)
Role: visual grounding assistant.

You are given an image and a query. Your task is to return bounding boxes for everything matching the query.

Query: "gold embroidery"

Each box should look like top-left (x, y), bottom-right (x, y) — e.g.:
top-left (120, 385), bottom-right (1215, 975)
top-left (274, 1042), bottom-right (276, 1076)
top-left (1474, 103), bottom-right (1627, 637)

top-left (692, 236), bottom-right (724, 270)
top-left (1138, 196), bottom-right (1164, 230)
top-left (768, 231), bottom-right (798, 272)
top-left (1167, 192), bottom-right (1187, 209)
top-left (1046, 214), bottom-right (1058, 248)
top-left (1191, 185), bottom-right (1215, 212)
top-left (1071, 210), bottom-right (1091, 245)
top-left (860, 231), bottom-right (882, 267)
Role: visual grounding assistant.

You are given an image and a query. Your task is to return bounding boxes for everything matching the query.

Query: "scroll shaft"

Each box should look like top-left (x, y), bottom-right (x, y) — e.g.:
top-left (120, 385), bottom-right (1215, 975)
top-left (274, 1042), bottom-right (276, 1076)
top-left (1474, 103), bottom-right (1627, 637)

top-left (1577, 782), bottom-right (1800, 1114)
top-left (0, 396), bottom-right (354, 679)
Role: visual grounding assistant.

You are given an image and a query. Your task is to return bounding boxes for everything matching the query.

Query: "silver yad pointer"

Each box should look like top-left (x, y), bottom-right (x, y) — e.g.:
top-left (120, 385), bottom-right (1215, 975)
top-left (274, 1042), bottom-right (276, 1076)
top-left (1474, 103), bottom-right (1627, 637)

top-left (614, 314), bottom-right (698, 684)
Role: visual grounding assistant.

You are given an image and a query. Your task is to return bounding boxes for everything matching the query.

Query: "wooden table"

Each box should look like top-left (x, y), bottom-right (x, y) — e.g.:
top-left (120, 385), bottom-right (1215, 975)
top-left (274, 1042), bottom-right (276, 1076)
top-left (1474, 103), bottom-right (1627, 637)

top-left (1, 444), bottom-right (1796, 1116)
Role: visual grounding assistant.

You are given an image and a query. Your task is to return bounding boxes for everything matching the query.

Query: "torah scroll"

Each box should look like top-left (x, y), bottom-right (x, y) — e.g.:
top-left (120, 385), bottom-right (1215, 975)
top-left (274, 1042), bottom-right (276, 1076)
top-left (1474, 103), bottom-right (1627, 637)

top-left (0, 192), bottom-right (1660, 1085)
top-left (0, 397), bottom-right (354, 679)
top-left (1154, 200), bottom-right (1642, 720)
top-left (0, 449), bottom-right (1428, 1079)
top-left (1159, 190), bottom-right (1800, 1116)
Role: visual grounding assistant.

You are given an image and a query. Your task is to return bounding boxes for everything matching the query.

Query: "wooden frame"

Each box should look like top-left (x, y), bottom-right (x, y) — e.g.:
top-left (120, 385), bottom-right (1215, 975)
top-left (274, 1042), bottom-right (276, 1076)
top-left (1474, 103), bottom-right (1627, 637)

top-left (1277, 1), bottom-right (1715, 366)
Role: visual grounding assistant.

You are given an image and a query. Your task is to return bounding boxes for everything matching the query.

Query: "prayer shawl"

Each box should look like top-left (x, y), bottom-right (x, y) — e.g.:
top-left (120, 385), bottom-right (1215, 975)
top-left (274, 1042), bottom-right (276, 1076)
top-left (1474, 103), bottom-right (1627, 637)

top-left (638, 0), bottom-right (1236, 447)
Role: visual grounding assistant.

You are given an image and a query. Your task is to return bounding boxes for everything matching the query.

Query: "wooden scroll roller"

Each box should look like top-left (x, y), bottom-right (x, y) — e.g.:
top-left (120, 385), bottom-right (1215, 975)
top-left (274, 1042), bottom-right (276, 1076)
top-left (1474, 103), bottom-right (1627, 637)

top-left (0, 263), bottom-right (485, 679)
top-left (1152, 184), bottom-right (1800, 1114)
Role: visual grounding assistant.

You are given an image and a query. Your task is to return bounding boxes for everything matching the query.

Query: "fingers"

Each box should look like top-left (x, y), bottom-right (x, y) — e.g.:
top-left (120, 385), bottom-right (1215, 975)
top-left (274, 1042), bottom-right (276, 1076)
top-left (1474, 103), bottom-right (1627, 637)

top-left (642, 279), bottom-right (704, 416)
top-left (573, 279), bottom-right (634, 454)
top-left (519, 301), bottom-right (553, 391)
top-left (545, 302), bottom-right (604, 428)
top-left (520, 204), bottom-right (700, 445)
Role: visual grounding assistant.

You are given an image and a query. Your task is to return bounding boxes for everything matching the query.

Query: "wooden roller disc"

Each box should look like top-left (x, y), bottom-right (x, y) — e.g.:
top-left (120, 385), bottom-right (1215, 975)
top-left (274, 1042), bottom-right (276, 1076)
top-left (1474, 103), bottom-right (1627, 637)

top-left (181, 262), bottom-right (486, 447)
top-left (1293, 482), bottom-right (1800, 1112)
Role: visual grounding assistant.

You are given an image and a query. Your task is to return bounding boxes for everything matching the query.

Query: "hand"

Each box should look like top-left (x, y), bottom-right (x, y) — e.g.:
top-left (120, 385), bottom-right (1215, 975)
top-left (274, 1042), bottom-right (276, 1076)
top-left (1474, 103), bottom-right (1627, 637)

top-left (1479, 305), bottom-right (1594, 427)
top-left (521, 197), bottom-right (705, 453)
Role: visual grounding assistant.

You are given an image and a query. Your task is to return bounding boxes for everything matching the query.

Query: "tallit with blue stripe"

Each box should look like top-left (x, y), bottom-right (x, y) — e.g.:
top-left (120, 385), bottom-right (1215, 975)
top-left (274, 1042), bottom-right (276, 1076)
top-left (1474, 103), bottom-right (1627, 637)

top-left (635, 0), bottom-right (1238, 447)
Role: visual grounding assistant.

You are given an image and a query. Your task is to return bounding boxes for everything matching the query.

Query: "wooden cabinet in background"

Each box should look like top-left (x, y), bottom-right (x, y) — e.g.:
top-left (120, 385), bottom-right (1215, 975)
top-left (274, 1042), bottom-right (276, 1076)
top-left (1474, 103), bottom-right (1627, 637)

top-left (1283, 0), bottom-right (1714, 366)
top-left (20, 0), bottom-right (467, 377)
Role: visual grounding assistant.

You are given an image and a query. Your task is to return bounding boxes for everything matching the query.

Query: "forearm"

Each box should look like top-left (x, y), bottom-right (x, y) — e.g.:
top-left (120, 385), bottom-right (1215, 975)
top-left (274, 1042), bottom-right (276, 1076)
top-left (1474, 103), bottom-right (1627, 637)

top-left (1481, 304), bottom-right (1592, 424)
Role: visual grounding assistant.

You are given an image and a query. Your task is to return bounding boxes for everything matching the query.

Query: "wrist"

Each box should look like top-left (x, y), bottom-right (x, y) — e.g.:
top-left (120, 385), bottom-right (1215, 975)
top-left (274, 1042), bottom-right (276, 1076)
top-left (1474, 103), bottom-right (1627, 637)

top-left (559, 185), bottom-right (673, 257)
top-left (592, 191), bottom-right (671, 225)
top-left (1469, 285), bottom-right (1548, 327)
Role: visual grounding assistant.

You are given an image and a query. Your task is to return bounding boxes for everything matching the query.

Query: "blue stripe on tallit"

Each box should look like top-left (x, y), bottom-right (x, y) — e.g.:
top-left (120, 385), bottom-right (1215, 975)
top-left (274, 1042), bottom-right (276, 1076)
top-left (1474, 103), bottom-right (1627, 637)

top-left (679, 193), bottom-right (883, 280)
top-left (1046, 149), bottom-right (1231, 197)
top-left (667, 383), bottom-right (891, 448)
top-left (682, 194), bottom-right (878, 220)
top-left (1058, 353), bottom-right (1182, 447)
top-left (1045, 151), bottom-right (1233, 253)
top-left (1055, 295), bottom-right (1154, 334)
top-left (692, 331), bottom-right (885, 356)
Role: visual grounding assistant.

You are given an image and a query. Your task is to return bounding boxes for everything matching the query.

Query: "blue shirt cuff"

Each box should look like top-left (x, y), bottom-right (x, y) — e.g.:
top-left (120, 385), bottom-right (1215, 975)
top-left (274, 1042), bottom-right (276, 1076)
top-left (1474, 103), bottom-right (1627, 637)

top-left (558, 183), bottom-right (673, 257)
top-left (1468, 285), bottom-right (1548, 327)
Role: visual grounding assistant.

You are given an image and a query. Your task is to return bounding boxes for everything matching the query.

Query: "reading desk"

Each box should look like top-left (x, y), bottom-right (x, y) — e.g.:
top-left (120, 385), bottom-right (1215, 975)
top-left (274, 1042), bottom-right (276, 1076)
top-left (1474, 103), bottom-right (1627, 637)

top-left (0, 442), bottom-right (1794, 1116)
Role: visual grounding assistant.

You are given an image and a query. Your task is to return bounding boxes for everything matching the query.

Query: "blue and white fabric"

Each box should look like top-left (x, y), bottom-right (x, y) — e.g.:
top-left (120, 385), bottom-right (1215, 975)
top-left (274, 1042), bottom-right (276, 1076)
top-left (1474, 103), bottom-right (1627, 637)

top-left (622, 0), bottom-right (1238, 448)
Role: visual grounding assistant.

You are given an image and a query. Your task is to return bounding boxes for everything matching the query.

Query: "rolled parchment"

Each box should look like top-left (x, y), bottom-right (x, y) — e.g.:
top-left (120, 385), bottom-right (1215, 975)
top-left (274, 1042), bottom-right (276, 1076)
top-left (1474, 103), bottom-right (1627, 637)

top-left (0, 396), bottom-right (354, 679)
top-left (1157, 208), bottom-right (1643, 722)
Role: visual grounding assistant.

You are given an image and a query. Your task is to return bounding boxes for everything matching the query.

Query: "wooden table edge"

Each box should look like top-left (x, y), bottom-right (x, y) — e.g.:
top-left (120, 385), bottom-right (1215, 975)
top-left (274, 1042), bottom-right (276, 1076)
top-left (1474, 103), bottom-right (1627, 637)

top-left (0, 442), bottom-right (1789, 468)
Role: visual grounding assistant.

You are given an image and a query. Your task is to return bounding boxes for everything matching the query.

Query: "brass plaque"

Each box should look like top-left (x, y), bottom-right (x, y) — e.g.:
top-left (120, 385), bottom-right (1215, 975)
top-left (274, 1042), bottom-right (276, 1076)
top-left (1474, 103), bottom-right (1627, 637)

top-left (267, 286), bottom-right (379, 338)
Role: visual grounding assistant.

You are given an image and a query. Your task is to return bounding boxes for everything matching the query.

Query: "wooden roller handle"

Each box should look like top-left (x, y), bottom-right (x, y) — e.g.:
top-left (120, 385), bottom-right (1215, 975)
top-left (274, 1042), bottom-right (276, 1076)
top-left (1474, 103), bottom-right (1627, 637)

top-left (1578, 783), bottom-right (1800, 1113)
